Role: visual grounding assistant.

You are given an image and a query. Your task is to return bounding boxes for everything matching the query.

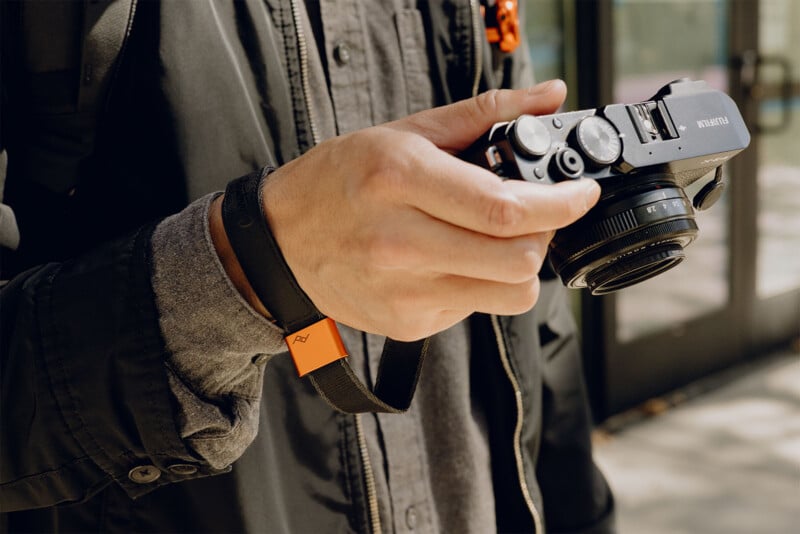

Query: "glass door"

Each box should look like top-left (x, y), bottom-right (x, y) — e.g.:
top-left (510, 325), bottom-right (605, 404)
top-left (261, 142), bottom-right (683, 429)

top-left (612, 0), bottom-right (732, 345)
top-left (571, 0), bottom-right (799, 419)
top-left (749, 0), bottom-right (800, 347)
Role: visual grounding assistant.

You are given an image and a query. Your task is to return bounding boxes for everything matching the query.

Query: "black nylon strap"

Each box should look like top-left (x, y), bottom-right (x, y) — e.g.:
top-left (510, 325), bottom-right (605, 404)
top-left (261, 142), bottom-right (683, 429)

top-left (220, 169), bottom-right (427, 413)
top-left (221, 168), bottom-right (323, 332)
top-left (309, 338), bottom-right (429, 413)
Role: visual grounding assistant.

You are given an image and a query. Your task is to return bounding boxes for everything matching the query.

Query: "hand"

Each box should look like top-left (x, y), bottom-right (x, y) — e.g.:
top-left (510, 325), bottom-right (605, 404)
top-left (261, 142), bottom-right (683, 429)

top-left (213, 80), bottom-right (601, 341)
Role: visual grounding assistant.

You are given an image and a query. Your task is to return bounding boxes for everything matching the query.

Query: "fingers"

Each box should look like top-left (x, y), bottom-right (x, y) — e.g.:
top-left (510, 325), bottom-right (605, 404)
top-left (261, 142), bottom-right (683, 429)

top-left (344, 273), bottom-right (543, 341)
top-left (428, 274), bottom-right (543, 317)
top-left (367, 80), bottom-right (599, 237)
top-left (389, 79), bottom-right (567, 152)
top-left (373, 274), bottom-right (544, 340)
top-left (388, 144), bottom-right (601, 237)
top-left (361, 209), bottom-right (552, 284)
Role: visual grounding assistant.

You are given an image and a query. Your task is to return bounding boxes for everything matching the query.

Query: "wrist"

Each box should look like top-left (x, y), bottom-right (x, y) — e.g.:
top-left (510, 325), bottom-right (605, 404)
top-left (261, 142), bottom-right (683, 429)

top-left (208, 195), bottom-right (274, 320)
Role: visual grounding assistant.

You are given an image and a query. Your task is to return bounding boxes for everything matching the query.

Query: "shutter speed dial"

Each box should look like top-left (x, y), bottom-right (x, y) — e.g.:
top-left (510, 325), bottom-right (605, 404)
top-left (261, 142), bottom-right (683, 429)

top-left (575, 115), bottom-right (622, 166)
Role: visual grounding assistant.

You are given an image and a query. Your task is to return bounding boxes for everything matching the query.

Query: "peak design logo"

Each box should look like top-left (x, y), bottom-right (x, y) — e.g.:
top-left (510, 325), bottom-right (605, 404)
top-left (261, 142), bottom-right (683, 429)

top-left (696, 116), bottom-right (730, 129)
top-left (293, 334), bottom-right (310, 344)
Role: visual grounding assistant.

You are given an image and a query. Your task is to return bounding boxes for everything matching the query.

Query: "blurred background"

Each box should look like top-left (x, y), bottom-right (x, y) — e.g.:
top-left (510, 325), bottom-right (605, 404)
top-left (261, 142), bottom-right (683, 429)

top-left (523, 0), bottom-right (799, 531)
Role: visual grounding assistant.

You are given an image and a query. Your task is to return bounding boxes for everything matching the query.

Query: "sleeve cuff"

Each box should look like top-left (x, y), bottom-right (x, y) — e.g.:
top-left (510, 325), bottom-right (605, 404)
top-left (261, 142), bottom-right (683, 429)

top-left (150, 193), bottom-right (287, 468)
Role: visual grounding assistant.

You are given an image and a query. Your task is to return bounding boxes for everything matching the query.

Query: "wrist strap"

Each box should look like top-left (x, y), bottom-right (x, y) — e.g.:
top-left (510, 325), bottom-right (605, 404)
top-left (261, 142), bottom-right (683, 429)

top-left (221, 169), bottom-right (427, 413)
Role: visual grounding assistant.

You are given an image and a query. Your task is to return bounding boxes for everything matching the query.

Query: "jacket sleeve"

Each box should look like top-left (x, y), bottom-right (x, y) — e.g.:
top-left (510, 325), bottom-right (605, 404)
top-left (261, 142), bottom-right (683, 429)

top-left (150, 193), bottom-right (287, 470)
top-left (0, 222), bottom-right (214, 512)
top-left (0, 189), bottom-right (294, 512)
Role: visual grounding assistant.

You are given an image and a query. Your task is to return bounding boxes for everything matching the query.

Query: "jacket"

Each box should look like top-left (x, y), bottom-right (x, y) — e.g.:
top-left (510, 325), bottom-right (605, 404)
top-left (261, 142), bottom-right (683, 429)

top-left (0, 1), bottom-right (614, 532)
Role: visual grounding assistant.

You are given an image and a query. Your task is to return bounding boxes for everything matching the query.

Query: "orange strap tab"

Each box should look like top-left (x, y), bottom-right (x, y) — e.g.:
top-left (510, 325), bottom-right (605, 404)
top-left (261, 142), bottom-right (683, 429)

top-left (287, 318), bottom-right (348, 377)
top-left (484, 0), bottom-right (521, 53)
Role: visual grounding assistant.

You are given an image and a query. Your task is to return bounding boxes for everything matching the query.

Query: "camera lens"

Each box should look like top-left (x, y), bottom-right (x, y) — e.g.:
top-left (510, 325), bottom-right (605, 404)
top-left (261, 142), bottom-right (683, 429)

top-left (584, 243), bottom-right (685, 293)
top-left (549, 181), bottom-right (698, 295)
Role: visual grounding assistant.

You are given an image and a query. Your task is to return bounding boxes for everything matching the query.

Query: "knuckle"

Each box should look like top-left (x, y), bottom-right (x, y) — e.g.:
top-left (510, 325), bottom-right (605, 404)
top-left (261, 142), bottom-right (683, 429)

top-left (486, 195), bottom-right (523, 235)
top-left (384, 295), bottom-right (428, 339)
top-left (355, 140), bottom-right (410, 201)
top-left (364, 232), bottom-right (410, 269)
top-left (473, 89), bottom-right (502, 120)
top-left (516, 245), bottom-right (545, 281)
top-left (359, 163), bottom-right (400, 201)
top-left (509, 278), bottom-right (541, 315)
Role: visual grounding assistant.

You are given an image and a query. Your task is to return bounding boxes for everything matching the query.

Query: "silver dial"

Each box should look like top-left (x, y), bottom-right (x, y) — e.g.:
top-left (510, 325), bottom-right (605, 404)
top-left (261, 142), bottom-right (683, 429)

top-left (509, 115), bottom-right (551, 158)
top-left (575, 116), bottom-right (622, 165)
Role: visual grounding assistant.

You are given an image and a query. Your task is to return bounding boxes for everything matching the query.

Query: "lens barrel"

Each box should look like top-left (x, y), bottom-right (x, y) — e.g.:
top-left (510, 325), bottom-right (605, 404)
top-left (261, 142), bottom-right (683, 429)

top-left (549, 182), bottom-right (698, 294)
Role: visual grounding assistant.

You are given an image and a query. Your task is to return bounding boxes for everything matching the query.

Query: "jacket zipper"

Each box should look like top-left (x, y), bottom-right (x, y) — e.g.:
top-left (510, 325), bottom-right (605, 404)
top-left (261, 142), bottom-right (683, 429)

top-left (469, 0), bottom-right (483, 97)
top-left (289, 1), bottom-right (379, 531)
top-left (289, 0), bottom-right (320, 146)
top-left (355, 414), bottom-right (382, 534)
top-left (288, 2), bottom-right (378, 529)
top-left (490, 315), bottom-right (544, 534)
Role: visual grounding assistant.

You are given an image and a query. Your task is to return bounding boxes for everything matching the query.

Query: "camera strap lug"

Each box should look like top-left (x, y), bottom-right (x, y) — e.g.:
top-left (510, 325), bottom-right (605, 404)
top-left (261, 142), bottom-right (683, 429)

top-left (693, 166), bottom-right (726, 211)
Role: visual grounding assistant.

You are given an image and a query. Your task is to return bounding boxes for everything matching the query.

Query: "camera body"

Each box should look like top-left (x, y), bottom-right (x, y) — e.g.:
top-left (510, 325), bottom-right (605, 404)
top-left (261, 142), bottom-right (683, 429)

top-left (463, 79), bottom-right (751, 294)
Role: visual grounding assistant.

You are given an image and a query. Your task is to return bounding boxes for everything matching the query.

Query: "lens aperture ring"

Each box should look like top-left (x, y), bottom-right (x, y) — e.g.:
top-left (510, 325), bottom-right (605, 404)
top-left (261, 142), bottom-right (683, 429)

top-left (551, 186), bottom-right (693, 264)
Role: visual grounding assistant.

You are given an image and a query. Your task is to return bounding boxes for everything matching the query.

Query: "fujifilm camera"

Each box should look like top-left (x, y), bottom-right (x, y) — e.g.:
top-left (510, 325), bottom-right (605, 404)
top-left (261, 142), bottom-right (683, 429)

top-left (464, 79), bottom-right (751, 295)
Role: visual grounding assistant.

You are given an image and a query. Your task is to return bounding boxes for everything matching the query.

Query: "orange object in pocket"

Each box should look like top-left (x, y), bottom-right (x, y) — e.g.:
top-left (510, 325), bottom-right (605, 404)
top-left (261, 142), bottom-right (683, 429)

top-left (287, 318), bottom-right (348, 377)
top-left (484, 0), bottom-right (521, 53)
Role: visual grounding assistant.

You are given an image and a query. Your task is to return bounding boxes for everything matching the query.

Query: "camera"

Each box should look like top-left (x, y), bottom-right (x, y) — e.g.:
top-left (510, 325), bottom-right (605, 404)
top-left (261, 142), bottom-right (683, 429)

top-left (463, 79), bottom-right (751, 295)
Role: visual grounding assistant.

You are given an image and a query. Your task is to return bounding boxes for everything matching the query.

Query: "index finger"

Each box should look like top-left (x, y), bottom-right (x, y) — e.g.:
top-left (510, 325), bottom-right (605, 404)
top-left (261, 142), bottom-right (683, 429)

top-left (402, 147), bottom-right (601, 238)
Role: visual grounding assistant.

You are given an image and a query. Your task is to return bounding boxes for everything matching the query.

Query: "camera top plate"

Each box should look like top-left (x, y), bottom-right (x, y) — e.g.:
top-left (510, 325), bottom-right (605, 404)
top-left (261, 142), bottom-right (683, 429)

top-left (465, 79), bottom-right (750, 190)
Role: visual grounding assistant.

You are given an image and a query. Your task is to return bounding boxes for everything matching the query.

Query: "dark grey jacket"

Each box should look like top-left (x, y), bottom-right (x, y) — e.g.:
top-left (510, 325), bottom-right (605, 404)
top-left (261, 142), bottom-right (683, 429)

top-left (1, 1), bottom-right (613, 531)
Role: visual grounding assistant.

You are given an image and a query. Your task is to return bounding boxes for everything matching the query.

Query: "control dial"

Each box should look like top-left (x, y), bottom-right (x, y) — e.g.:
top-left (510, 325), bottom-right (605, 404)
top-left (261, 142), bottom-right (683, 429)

top-left (509, 115), bottom-right (552, 158)
top-left (575, 115), bottom-right (622, 166)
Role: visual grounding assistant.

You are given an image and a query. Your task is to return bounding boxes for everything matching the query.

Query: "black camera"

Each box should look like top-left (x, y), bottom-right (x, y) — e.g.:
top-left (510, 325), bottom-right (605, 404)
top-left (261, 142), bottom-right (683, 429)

top-left (464, 79), bottom-right (751, 295)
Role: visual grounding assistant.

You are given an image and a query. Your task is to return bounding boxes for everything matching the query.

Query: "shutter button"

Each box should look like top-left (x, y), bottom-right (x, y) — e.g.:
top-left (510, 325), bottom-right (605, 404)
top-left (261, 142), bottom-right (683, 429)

top-left (333, 42), bottom-right (351, 65)
top-left (128, 465), bottom-right (161, 484)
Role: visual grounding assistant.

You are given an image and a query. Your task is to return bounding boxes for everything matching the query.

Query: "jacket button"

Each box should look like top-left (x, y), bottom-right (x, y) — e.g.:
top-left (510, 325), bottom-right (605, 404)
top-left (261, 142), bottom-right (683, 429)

top-left (167, 463), bottom-right (199, 476)
top-left (405, 505), bottom-right (418, 529)
top-left (251, 353), bottom-right (269, 365)
top-left (128, 465), bottom-right (161, 484)
top-left (333, 42), bottom-right (351, 65)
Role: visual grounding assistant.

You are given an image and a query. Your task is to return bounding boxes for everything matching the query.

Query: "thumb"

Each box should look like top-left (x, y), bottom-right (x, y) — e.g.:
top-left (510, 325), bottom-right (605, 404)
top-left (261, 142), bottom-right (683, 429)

top-left (389, 79), bottom-right (567, 152)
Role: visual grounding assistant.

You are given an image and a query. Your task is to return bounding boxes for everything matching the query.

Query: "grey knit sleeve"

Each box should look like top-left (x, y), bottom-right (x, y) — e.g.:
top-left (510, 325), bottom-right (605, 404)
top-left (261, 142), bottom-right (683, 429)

top-left (150, 193), bottom-right (287, 469)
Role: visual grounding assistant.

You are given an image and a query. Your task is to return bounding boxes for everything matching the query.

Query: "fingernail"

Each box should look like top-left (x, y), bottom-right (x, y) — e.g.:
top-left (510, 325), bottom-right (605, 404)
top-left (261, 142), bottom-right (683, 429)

top-left (527, 79), bottom-right (565, 95)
